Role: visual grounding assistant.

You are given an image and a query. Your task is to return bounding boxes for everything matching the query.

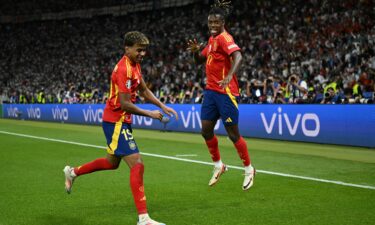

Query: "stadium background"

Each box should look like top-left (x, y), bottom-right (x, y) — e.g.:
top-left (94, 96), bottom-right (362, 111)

top-left (0, 1), bottom-right (375, 225)
top-left (1, 0), bottom-right (374, 105)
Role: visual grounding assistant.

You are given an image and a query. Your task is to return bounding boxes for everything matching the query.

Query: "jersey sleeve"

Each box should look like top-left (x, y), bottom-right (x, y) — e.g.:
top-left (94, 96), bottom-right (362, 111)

top-left (116, 64), bottom-right (132, 94)
top-left (201, 44), bottom-right (209, 57)
top-left (219, 33), bottom-right (241, 56)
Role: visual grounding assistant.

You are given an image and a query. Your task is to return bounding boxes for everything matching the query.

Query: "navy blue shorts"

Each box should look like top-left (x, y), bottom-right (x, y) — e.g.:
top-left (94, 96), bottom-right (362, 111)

top-left (102, 121), bottom-right (139, 156)
top-left (201, 89), bottom-right (239, 126)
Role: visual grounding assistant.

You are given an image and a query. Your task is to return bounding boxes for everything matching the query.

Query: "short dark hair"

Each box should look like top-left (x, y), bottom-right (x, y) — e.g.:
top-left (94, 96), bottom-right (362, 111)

top-left (123, 31), bottom-right (149, 47)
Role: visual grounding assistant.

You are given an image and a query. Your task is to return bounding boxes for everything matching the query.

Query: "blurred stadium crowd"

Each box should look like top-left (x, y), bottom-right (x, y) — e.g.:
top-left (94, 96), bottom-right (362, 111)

top-left (1, 0), bottom-right (374, 104)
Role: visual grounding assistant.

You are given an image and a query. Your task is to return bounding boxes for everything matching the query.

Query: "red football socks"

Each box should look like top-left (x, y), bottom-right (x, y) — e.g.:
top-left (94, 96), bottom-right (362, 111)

top-left (205, 135), bottom-right (221, 162)
top-left (234, 137), bottom-right (251, 166)
top-left (74, 158), bottom-right (117, 176)
top-left (130, 163), bottom-right (147, 215)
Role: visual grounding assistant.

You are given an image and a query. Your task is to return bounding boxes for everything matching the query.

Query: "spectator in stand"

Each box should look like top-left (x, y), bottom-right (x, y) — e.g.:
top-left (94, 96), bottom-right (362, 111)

top-left (0, 0), bottom-right (374, 104)
top-left (321, 87), bottom-right (341, 104)
top-left (286, 74), bottom-right (308, 103)
top-left (262, 76), bottom-right (280, 103)
top-left (246, 79), bottom-right (263, 104)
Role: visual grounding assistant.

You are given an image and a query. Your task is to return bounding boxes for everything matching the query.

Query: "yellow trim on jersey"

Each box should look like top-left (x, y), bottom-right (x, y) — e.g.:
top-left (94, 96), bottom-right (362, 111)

top-left (109, 82), bottom-right (113, 99)
top-left (114, 84), bottom-right (119, 104)
top-left (222, 32), bottom-right (232, 42)
top-left (222, 68), bottom-right (238, 108)
top-left (106, 121), bottom-right (123, 154)
top-left (125, 58), bottom-right (132, 78)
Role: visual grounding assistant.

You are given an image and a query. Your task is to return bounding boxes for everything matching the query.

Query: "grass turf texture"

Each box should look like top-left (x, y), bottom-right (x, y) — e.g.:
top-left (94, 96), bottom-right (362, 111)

top-left (0, 118), bottom-right (374, 225)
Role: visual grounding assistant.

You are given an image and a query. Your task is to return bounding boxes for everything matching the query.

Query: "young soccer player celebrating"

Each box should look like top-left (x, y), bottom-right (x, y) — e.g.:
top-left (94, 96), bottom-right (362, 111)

top-left (187, 0), bottom-right (255, 190)
top-left (63, 31), bottom-right (178, 225)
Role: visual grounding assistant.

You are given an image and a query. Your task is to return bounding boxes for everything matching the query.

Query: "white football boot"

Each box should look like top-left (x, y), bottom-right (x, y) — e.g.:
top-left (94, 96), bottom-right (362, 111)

top-left (137, 215), bottom-right (165, 225)
top-left (208, 164), bottom-right (228, 186)
top-left (63, 165), bottom-right (76, 194)
top-left (242, 165), bottom-right (256, 191)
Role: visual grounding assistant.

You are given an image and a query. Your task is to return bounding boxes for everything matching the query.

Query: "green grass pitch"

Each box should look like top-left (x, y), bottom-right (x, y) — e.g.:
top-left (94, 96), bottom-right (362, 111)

top-left (0, 118), bottom-right (374, 225)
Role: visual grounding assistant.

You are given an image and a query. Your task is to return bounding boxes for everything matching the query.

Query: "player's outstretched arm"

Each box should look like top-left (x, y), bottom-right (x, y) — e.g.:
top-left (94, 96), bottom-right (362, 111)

top-left (138, 78), bottom-right (178, 120)
top-left (187, 39), bottom-right (205, 64)
top-left (119, 92), bottom-right (163, 120)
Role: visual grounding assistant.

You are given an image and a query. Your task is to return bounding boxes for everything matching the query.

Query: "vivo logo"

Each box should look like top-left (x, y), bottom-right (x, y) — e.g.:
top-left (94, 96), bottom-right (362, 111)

top-left (52, 107), bottom-right (69, 121)
top-left (260, 107), bottom-right (320, 137)
top-left (7, 107), bottom-right (19, 117)
top-left (27, 107), bottom-right (41, 119)
top-left (180, 106), bottom-right (220, 130)
top-left (133, 115), bottom-right (153, 126)
top-left (83, 106), bottom-right (103, 123)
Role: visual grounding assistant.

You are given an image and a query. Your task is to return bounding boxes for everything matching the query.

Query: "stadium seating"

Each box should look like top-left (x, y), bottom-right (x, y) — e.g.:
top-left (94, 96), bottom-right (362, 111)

top-left (0, 0), bottom-right (374, 104)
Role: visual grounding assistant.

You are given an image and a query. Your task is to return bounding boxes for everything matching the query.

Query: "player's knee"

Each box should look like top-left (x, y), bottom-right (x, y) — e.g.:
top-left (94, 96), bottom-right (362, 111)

top-left (105, 155), bottom-right (121, 169)
top-left (111, 163), bottom-right (119, 169)
top-left (228, 134), bottom-right (240, 143)
top-left (107, 161), bottom-right (119, 170)
top-left (201, 131), bottom-right (214, 140)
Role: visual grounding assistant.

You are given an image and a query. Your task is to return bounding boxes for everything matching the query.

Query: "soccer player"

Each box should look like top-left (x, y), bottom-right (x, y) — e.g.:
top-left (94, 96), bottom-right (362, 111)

top-left (187, 0), bottom-right (255, 191)
top-left (63, 31), bottom-right (178, 225)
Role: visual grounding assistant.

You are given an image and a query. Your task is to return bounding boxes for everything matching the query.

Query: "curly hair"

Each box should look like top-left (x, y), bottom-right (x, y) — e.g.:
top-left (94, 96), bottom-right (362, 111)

top-left (123, 31), bottom-right (149, 47)
top-left (209, 0), bottom-right (232, 20)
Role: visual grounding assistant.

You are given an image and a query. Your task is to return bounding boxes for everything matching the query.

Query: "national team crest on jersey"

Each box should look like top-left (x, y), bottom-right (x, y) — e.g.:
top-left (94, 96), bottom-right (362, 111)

top-left (126, 80), bottom-right (132, 89)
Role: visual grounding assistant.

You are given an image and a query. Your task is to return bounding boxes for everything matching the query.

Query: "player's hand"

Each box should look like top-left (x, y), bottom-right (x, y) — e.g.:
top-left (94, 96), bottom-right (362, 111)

top-left (161, 106), bottom-right (179, 120)
top-left (218, 75), bottom-right (233, 89)
top-left (148, 110), bottom-right (164, 121)
top-left (187, 39), bottom-right (203, 53)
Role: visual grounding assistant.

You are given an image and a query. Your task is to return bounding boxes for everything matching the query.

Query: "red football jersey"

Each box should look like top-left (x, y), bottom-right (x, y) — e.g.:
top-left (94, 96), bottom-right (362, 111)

top-left (201, 31), bottom-right (241, 96)
top-left (103, 56), bottom-right (142, 123)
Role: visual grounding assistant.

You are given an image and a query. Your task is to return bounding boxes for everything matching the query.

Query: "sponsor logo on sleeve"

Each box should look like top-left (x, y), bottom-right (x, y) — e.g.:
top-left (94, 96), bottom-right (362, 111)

top-left (228, 44), bottom-right (238, 50)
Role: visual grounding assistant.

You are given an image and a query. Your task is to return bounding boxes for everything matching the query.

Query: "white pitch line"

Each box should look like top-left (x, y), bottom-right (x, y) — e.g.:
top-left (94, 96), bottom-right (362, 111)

top-left (1, 130), bottom-right (374, 190)
top-left (175, 154), bottom-right (198, 157)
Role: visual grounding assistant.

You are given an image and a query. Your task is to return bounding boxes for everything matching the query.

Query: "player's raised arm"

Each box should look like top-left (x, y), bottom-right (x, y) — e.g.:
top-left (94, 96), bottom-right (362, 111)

top-left (187, 38), bottom-right (205, 64)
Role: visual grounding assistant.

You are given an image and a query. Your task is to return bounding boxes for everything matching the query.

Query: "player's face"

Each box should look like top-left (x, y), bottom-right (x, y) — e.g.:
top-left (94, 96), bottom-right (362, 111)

top-left (208, 14), bottom-right (225, 37)
top-left (125, 44), bottom-right (147, 63)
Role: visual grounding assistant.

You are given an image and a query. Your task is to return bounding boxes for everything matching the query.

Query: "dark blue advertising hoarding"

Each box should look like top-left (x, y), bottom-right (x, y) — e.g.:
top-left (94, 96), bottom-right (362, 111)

top-left (2, 104), bottom-right (375, 148)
